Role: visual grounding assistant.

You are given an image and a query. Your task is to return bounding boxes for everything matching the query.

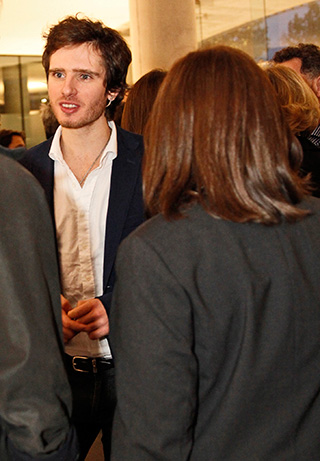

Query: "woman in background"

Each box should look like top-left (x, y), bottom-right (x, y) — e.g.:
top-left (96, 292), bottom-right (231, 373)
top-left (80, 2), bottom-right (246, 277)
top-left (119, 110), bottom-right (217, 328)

top-left (264, 64), bottom-right (320, 196)
top-left (121, 69), bottom-right (167, 135)
top-left (264, 64), bottom-right (320, 135)
top-left (111, 46), bottom-right (320, 460)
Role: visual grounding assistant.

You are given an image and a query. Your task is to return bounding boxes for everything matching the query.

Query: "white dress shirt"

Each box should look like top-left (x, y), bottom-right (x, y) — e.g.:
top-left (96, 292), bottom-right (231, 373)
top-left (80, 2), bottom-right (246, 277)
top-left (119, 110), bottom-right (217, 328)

top-left (49, 122), bottom-right (117, 358)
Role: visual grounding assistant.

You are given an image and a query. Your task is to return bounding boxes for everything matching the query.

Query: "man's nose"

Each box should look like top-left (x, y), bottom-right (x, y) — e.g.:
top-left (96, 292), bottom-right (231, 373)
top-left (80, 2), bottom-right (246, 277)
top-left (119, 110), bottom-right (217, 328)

top-left (61, 75), bottom-right (77, 97)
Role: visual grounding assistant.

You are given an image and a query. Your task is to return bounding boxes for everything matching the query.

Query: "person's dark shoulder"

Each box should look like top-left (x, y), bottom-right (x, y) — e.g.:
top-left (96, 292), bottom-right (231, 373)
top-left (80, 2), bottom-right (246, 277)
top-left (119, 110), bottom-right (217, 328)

top-left (116, 123), bottom-right (143, 142)
top-left (0, 144), bottom-right (26, 161)
top-left (0, 153), bottom-right (47, 211)
top-left (19, 137), bottom-right (53, 169)
top-left (116, 124), bottom-right (144, 159)
top-left (297, 136), bottom-right (320, 197)
top-left (0, 153), bottom-right (36, 186)
top-left (297, 135), bottom-right (320, 153)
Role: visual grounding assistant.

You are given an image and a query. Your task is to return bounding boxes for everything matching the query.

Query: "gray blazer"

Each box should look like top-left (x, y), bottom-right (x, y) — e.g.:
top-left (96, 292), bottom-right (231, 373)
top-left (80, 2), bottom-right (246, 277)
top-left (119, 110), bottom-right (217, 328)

top-left (0, 155), bottom-right (77, 460)
top-left (111, 199), bottom-right (320, 460)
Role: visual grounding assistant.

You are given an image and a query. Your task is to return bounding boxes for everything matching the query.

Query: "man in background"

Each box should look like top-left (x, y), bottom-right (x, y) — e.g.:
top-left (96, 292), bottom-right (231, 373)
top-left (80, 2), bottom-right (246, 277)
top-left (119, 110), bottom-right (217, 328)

top-left (21, 15), bottom-right (144, 460)
top-left (0, 129), bottom-right (26, 149)
top-left (0, 128), bottom-right (26, 160)
top-left (39, 101), bottom-right (59, 139)
top-left (0, 154), bottom-right (78, 460)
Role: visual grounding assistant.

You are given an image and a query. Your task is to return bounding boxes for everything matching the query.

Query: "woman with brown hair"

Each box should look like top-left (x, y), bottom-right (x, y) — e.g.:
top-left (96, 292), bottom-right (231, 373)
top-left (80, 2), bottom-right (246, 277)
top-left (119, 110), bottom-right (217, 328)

top-left (121, 69), bottom-right (167, 135)
top-left (111, 46), bottom-right (320, 460)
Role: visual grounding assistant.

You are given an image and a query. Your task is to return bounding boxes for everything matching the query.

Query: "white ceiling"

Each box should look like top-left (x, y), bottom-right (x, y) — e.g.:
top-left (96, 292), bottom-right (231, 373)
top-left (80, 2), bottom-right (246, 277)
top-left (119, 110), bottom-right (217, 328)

top-left (0, 0), bottom-right (311, 56)
top-left (0, 0), bottom-right (130, 55)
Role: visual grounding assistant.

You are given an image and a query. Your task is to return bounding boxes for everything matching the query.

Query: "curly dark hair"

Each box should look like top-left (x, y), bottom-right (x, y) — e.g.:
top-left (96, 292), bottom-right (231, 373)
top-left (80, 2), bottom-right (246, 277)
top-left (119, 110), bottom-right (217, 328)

top-left (273, 43), bottom-right (320, 80)
top-left (0, 129), bottom-right (25, 147)
top-left (42, 15), bottom-right (132, 109)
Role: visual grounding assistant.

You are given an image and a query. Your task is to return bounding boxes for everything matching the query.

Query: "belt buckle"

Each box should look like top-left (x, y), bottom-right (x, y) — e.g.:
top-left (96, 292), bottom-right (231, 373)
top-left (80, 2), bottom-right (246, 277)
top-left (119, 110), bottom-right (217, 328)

top-left (72, 355), bottom-right (90, 373)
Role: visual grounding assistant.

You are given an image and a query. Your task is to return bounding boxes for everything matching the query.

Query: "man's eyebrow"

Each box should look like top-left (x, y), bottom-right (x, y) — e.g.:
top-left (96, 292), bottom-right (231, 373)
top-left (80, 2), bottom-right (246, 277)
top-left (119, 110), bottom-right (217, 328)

top-left (48, 67), bottom-right (64, 73)
top-left (49, 67), bottom-right (102, 76)
top-left (73, 68), bottom-right (102, 76)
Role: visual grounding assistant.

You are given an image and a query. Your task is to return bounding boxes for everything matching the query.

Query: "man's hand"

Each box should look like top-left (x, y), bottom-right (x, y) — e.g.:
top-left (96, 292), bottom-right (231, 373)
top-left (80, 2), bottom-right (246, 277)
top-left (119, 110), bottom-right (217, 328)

top-left (61, 294), bottom-right (86, 344)
top-left (67, 298), bottom-right (109, 340)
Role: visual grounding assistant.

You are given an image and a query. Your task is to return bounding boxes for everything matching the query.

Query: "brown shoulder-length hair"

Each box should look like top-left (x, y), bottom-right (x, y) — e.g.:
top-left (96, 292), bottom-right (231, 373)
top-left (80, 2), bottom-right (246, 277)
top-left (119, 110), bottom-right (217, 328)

top-left (143, 46), bottom-right (310, 224)
top-left (121, 69), bottom-right (167, 135)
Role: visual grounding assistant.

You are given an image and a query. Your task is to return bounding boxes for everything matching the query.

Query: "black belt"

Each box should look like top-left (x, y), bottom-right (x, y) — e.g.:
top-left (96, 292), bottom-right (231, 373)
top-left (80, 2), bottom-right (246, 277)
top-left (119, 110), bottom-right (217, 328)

top-left (65, 354), bottom-right (114, 374)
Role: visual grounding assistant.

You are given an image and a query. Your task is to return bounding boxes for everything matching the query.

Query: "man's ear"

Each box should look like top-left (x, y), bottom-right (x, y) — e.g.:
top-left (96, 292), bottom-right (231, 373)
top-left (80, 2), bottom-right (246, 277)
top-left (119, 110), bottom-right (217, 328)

top-left (106, 89), bottom-right (120, 103)
top-left (311, 76), bottom-right (320, 100)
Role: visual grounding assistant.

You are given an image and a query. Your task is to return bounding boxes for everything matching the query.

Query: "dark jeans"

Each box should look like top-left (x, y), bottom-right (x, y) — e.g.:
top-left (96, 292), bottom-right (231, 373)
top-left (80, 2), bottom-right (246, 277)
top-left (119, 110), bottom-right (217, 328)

top-left (65, 355), bottom-right (116, 461)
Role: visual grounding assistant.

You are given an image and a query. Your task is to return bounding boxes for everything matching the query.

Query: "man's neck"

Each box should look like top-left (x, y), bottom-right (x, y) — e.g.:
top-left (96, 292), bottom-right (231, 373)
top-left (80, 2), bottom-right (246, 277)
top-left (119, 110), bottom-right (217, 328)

top-left (59, 118), bottom-right (112, 184)
top-left (60, 117), bottom-right (111, 162)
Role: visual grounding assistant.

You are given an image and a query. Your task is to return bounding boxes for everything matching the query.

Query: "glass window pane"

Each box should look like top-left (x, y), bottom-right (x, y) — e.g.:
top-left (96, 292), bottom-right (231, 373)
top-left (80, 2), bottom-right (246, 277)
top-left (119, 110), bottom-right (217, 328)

top-left (195, 0), bottom-right (320, 62)
top-left (0, 56), bottom-right (23, 133)
top-left (20, 56), bottom-right (48, 147)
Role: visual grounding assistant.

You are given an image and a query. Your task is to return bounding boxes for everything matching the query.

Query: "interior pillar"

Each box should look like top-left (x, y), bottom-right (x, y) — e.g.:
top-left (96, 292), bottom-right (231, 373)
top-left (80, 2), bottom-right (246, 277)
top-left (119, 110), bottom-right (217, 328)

top-left (129, 0), bottom-right (197, 81)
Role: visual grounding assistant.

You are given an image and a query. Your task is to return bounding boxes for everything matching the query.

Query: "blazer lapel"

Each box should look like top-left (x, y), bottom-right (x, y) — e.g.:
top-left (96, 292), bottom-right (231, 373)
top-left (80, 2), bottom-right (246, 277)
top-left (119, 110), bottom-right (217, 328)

top-left (38, 156), bottom-right (55, 218)
top-left (25, 138), bottom-right (55, 218)
top-left (103, 127), bottom-right (142, 289)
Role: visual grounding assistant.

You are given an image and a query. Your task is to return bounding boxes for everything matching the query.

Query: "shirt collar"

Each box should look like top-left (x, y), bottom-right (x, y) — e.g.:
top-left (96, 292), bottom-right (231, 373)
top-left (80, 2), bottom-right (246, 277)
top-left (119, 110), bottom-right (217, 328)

top-left (49, 120), bottom-right (118, 163)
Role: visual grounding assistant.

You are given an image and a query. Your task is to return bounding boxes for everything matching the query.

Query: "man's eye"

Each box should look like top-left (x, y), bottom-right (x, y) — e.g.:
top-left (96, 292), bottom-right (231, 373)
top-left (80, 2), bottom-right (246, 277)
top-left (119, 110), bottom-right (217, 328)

top-left (53, 72), bottom-right (64, 78)
top-left (80, 74), bottom-right (91, 80)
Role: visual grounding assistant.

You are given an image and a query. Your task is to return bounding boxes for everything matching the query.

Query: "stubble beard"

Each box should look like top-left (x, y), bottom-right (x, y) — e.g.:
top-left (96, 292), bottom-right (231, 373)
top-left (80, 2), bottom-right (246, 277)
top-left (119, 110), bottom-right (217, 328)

top-left (53, 99), bottom-right (107, 130)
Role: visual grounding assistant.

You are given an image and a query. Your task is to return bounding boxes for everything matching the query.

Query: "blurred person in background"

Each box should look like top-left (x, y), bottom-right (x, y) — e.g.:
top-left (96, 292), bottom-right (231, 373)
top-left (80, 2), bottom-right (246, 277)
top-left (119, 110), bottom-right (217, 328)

top-left (39, 101), bottom-right (60, 139)
top-left (121, 69), bottom-right (167, 135)
top-left (273, 43), bottom-right (320, 146)
top-left (264, 64), bottom-right (320, 196)
top-left (0, 129), bottom-right (26, 149)
top-left (0, 128), bottom-right (26, 160)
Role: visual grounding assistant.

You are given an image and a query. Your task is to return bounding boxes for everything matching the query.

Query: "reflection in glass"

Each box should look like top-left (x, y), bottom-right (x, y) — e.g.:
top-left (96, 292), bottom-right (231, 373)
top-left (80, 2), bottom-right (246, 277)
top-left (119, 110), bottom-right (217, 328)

top-left (196, 0), bottom-right (320, 62)
top-left (0, 56), bottom-right (47, 148)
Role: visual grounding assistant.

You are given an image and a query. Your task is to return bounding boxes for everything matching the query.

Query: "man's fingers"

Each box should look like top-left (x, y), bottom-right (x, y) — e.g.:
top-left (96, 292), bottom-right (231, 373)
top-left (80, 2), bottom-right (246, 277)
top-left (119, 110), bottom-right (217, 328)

top-left (67, 299), bottom-right (107, 323)
top-left (62, 309), bottom-right (86, 331)
top-left (67, 301), bottom-right (92, 319)
top-left (61, 294), bottom-right (72, 313)
top-left (87, 324), bottom-right (110, 340)
top-left (66, 298), bottom-right (109, 339)
top-left (83, 316), bottom-right (110, 333)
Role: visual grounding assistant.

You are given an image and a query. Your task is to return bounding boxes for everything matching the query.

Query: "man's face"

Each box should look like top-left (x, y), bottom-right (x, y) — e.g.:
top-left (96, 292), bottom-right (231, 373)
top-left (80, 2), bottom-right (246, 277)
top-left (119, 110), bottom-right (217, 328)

top-left (279, 57), bottom-right (303, 75)
top-left (48, 43), bottom-right (109, 129)
top-left (280, 56), bottom-right (320, 100)
top-left (9, 135), bottom-right (25, 149)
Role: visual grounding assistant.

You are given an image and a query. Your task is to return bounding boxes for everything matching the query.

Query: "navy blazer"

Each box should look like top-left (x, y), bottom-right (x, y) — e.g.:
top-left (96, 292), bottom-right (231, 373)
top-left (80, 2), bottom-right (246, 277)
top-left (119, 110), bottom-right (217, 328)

top-left (20, 126), bottom-right (144, 314)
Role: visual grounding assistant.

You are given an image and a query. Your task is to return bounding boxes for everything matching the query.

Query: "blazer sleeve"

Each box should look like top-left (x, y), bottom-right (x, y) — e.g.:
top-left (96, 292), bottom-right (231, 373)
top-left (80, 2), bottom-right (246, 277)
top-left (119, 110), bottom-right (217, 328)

top-left (110, 233), bottom-right (197, 460)
top-left (0, 159), bottom-right (78, 460)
